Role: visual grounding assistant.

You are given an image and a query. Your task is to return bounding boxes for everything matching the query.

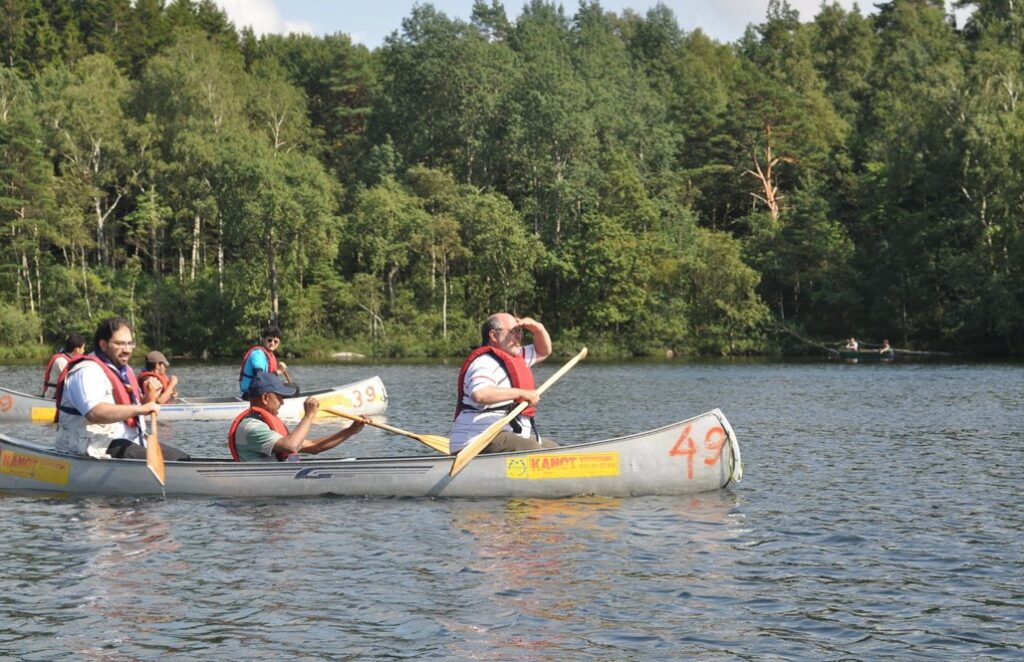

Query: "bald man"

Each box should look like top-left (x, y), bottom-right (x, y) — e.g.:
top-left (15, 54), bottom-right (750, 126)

top-left (449, 312), bottom-right (558, 455)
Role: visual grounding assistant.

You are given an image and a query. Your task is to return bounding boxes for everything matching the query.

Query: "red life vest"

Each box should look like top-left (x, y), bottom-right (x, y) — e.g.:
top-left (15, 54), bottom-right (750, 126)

top-left (139, 370), bottom-right (171, 399)
top-left (227, 406), bottom-right (290, 462)
top-left (454, 345), bottom-right (537, 420)
top-left (239, 346), bottom-right (277, 385)
top-left (42, 352), bottom-right (71, 396)
top-left (54, 354), bottom-right (142, 427)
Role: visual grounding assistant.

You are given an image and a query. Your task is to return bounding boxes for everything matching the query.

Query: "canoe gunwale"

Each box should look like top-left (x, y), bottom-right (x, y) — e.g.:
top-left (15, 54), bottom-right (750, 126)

top-left (0, 376), bottom-right (388, 422)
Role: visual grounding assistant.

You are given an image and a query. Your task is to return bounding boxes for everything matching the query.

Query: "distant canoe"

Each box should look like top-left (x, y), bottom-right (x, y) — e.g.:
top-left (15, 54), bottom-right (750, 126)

top-left (837, 349), bottom-right (894, 361)
top-left (0, 409), bottom-right (741, 498)
top-left (0, 376), bottom-right (388, 423)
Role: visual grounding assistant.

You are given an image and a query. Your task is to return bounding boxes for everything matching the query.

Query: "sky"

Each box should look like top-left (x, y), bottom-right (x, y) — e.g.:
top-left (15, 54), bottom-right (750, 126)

top-left (213, 0), bottom-right (877, 48)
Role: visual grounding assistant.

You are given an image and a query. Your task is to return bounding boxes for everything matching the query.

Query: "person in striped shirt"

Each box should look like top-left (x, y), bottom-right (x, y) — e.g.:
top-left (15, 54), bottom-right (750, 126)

top-left (449, 312), bottom-right (558, 454)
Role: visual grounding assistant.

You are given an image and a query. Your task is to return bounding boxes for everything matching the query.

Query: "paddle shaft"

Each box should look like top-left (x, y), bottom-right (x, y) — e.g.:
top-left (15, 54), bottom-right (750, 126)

top-left (327, 407), bottom-right (414, 436)
top-left (281, 365), bottom-right (296, 387)
top-left (324, 407), bottom-right (450, 454)
top-left (449, 347), bottom-right (587, 477)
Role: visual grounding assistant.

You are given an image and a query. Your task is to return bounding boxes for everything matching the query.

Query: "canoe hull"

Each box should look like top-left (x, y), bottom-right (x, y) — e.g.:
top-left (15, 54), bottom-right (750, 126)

top-left (0, 409), bottom-right (741, 498)
top-left (0, 376), bottom-right (388, 423)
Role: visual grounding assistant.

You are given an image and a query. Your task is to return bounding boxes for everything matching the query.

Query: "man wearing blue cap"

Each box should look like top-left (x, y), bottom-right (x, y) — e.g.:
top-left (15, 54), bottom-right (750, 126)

top-left (228, 371), bottom-right (367, 462)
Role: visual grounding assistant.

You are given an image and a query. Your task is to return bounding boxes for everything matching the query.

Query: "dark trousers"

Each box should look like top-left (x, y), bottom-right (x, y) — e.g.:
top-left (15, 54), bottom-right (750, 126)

top-left (106, 439), bottom-right (190, 461)
top-left (482, 431), bottom-right (558, 454)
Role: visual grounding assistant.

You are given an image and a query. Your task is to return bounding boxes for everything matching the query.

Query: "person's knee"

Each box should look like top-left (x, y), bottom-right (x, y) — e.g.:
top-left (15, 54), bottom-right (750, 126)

top-left (107, 439), bottom-right (190, 461)
top-left (485, 432), bottom-right (540, 454)
top-left (160, 443), bottom-right (190, 461)
top-left (106, 439), bottom-right (145, 459)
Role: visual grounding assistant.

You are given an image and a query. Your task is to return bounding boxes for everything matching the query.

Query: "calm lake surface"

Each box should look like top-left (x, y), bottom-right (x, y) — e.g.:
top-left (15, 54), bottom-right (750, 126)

top-left (0, 359), bottom-right (1020, 659)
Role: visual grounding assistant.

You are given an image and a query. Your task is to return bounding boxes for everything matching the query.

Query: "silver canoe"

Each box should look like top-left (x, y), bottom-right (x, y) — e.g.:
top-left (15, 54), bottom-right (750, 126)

top-left (0, 376), bottom-right (388, 423)
top-left (0, 409), bottom-right (742, 498)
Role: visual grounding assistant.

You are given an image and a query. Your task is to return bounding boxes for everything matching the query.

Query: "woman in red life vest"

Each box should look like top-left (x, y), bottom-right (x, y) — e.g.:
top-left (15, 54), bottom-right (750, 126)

top-left (449, 312), bottom-right (558, 455)
top-left (228, 371), bottom-right (367, 462)
top-left (140, 350), bottom-right (179, 405)
top-left (42, 333), bottom-right (86, 397)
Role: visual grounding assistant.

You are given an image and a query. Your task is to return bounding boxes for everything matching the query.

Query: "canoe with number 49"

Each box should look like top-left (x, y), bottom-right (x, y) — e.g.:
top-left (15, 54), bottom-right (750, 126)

top-left (0, 408), bottom-right (741, 498)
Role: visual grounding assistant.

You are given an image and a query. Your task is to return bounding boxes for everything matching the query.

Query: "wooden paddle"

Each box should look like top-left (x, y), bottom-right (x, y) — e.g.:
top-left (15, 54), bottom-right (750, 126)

top-left (449, 347), bottom-right (588, 478)
top-left (147, 412), bottom-right (166, 487)
top-left (280, 364), bottom-right (297, 388)
top-left (324, 406), bottom-right (450, 454)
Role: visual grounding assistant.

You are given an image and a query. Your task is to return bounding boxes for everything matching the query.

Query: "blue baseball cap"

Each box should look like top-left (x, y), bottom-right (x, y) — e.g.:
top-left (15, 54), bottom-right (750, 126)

top-left (245, 371), bottom-right (298, 399)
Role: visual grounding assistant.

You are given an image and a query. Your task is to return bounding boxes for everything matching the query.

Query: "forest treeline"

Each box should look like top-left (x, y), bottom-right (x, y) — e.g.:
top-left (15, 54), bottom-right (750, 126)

top-left (0, 0), bottom-right (1020, 359)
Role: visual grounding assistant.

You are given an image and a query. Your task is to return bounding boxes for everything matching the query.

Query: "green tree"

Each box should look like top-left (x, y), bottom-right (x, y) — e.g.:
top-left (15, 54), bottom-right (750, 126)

top-left (376, 4), bottom-right (515, 187)
top-left (35, 54), bottom-right (135, 266)
top-left (342, 177), bottom-right (427, 314)
top-left (0, 66), bottom-right (57, 331)
top-left (852, 0), bottom-right (966, 346)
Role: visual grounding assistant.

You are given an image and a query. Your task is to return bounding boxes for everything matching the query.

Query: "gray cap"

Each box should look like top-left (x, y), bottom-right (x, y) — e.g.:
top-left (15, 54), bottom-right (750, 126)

top-left (146, 350), bottom-right (169, 366)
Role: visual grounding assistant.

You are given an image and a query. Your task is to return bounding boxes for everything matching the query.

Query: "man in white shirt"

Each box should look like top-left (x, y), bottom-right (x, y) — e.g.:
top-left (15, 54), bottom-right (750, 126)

top-left (55, 316), bottom-right (189, 461)
top-left (449, 312), bottom-right (558, 454)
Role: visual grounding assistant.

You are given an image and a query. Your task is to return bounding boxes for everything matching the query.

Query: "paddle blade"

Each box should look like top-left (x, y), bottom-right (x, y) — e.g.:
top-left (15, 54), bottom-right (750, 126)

top-left (449, 403), bottom-right (526, 477)
top-left (147, 413), bottom-right (165, 486)
top-left (416, 434), bottom-right (450, 455)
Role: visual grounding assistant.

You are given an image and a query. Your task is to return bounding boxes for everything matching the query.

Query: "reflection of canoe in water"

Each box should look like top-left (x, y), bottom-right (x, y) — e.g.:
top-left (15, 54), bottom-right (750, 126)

top-left (0, 376), bottom-right (388, 423)
top-left (837, 349), bottom-right (894, 361)
top-left (0, 409), bottom-right (742, 498)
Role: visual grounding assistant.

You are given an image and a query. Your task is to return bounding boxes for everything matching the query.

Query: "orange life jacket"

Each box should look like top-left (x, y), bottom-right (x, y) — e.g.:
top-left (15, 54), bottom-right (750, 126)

top-left (140, 370), bottom-right (170, 391)
top-left (42, 352), bottom-right (71, 396)
top-left (454, 345), bottom-right (537, 420)
top-left (227, 406), bottom-right (290, 462)
top-left (54, 354), bottom-right (142, 427)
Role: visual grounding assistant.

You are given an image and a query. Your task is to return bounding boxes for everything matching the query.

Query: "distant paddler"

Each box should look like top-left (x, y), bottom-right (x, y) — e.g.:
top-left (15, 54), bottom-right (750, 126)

top-left (41, 333), bottom-right (86, 398)
top-left (228, 371), bottom-right (367, 462)
top-left (239, 324), bottom-right (293, 396)
top-left (448, 312), bottom-right (558, 455)
top-left (140, 350), bottom-right (179, 405)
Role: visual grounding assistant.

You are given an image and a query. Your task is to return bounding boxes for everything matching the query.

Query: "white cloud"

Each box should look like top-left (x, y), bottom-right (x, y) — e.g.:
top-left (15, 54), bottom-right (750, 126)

top-left (215, 0), bottom-right (286, 35)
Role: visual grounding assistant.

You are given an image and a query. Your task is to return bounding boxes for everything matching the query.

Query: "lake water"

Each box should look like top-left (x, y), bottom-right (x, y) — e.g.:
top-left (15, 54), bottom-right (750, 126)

top-left (0, 359), bottom-right (1020, 659)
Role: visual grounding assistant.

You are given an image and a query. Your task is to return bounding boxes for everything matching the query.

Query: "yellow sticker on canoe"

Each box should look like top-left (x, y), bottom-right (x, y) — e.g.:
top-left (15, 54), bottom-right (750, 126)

top-left (506, 452), bottom-right (620, 480)
top-left (0, 450), bottom-right (71, 485)
top-left (31, 406), bottom-right (56, 423)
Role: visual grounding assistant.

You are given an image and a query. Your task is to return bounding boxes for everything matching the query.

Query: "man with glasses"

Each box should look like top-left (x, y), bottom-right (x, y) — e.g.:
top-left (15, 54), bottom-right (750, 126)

top-left (54, 316), bottom-right (189, 460)
top-left (449, 312), bottom-right (558, 454)
top-left (239, 325), bottom-right (292, 397)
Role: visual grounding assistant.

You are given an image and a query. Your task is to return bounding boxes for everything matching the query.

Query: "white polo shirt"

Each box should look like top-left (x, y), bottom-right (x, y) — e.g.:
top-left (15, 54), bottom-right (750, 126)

top-left (449, 345), bottom-right (539, 453)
